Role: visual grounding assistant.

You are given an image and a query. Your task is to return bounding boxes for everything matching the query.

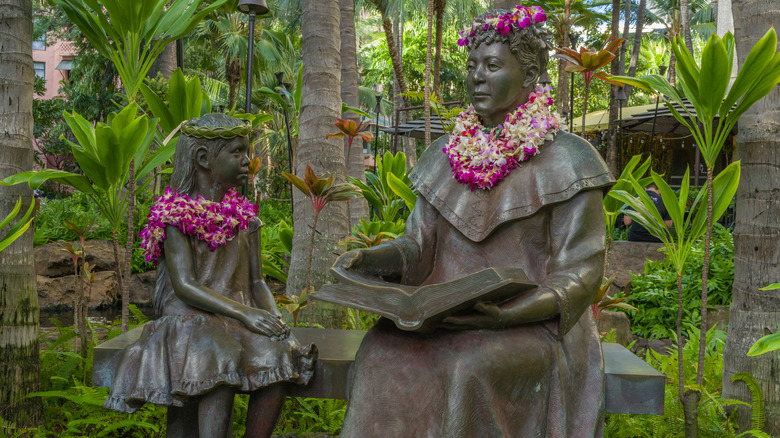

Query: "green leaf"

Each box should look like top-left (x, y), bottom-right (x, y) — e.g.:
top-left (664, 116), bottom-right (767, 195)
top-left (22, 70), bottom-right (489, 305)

top-left (281, 172), bottom-right (310, 197)
top-left (387, 172), bottom-right (416, 211)
top-left (689, 161), bottom-right (741, 239)
top-left (759, 283), bottom-right (780, 291)
top-left (747, 332), bottom-right (780, 356)
top-left (699, 33), bottom-right (731, 121)
top-left (721, 27), bottom-right (779, 120)
top-left (140, 83), bottom-right (175, 133)
top-left (136, 137), bottom-right (176, 182)
top-left (672, 35), bottom-right (701, 104)
top-left (651, 171), bottom-right (682, 230)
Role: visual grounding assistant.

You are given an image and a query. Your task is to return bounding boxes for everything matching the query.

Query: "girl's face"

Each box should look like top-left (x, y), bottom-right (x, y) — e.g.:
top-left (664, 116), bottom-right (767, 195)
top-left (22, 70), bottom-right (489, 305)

top-left (211, 136), bottom-right (250, 189)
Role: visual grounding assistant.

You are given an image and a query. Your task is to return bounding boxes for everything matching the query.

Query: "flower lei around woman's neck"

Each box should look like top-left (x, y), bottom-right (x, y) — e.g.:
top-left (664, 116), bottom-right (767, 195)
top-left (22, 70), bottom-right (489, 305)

top-left (442, 85), bottom-right (560, 190)
top-left (139, 188), bottom-right (259, 264)
top-left (457, 5), bottom-right (548, 47)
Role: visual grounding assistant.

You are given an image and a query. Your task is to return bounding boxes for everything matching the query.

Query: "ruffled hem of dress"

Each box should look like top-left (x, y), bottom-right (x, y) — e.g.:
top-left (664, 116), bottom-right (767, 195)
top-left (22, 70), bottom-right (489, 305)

top-left (104, 342), bottom-right (318, 413)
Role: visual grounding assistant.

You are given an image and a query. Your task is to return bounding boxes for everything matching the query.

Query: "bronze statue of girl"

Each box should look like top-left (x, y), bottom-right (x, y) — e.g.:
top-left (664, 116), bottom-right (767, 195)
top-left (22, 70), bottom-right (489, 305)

top-left (105, 114), bottom-right (316, 438)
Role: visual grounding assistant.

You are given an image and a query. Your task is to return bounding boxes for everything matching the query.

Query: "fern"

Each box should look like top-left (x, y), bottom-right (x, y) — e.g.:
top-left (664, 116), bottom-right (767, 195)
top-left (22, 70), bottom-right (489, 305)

top-left (731, 372), bottom-right (765, 431)
top-left (96, 418), bottom-right (160, 436)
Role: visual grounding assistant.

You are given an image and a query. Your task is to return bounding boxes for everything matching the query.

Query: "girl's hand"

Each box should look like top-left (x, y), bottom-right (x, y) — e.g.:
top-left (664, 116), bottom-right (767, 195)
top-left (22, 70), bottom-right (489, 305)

top-left (441, 302), bottom-right (503, 330)
top-left (240, 308), bottom-right (289, 338)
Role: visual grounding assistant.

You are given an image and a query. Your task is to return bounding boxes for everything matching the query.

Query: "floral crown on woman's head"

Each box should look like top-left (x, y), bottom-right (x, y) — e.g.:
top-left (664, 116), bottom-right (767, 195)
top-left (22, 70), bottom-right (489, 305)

top-left (457, 5), bottom-right (548, 47)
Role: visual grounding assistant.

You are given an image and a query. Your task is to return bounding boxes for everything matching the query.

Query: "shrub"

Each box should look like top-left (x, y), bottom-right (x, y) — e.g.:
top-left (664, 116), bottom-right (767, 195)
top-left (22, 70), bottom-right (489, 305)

top-left (625, 224), bottom-right (734, 340)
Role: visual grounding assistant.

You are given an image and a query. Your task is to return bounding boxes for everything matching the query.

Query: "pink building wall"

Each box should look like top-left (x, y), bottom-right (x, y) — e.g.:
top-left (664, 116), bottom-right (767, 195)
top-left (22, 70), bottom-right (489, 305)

top-left (32, 39), bottom-right (75, 100)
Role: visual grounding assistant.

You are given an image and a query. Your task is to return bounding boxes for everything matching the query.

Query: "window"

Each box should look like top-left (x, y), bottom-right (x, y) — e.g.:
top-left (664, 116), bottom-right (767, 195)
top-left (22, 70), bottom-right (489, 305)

top-left (32, 32), bottom-right (46, 51)
top-left (34, 62), bottom-right (45, 80)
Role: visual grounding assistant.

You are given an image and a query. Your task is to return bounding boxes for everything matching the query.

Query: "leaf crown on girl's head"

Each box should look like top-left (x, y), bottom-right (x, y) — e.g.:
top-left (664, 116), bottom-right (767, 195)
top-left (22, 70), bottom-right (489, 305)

top-left (458, 5), bottom-right (548, 48)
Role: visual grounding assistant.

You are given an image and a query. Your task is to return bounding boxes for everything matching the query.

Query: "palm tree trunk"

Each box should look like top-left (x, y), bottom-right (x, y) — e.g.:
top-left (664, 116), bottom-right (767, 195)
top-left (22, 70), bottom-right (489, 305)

top-left (557, 0), bottom-right (572, 119)
top-left (606, 0), bottom-right (621, 176)
top-left (433, 0), bottom-right (446, 100)
top-left (722, 3), bottom-right (780, 433)
top-left (680, 0), bottom-right (694, 54)
top-left (625, 0), bottom-right (647, 97)
top-left (424, 0), bottom-right (434, 148)
top-left (340, 0), bottom-right (367, 226)
top-left (382, 16), bottom-right (409, 104)
top-left (0, 0), bottom-right (43, 427)
top-left (292, 0), bottom-right (348, 328)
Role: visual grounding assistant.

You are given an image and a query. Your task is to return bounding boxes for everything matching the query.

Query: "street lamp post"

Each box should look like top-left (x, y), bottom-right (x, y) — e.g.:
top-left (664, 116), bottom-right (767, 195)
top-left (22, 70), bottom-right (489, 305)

top-left (237, 0), bottom-right (269, 113)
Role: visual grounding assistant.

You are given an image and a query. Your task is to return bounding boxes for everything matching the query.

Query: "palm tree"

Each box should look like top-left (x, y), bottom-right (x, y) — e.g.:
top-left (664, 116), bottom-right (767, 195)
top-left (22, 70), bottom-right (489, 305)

top-left (191, 11), bottom-right (288, 109)
top-left (649, 0), bottom-right (711, 83)
top-left (722, 2), bottom-right (780, 434)
top-left (291, 0), bottom-right (350, 328)
top-left (340, 0), bottom-right (369, 225)
top-left (0, 0), bottom-right (43, 428)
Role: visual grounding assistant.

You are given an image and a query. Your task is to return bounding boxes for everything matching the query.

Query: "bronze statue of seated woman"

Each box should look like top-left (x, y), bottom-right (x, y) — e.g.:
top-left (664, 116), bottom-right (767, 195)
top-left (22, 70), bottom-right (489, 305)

top-left (326, 6), bottom-right (614, 437)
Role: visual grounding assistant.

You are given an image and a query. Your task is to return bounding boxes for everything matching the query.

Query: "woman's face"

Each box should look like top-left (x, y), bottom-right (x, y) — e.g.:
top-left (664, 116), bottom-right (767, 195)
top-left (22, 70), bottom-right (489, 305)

top-left (466, 42), bottom-right (535, 127)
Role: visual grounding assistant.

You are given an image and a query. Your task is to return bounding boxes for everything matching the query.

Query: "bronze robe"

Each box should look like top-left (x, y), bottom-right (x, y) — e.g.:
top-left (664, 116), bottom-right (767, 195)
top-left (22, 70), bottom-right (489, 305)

top-left (339, 132), bottom-right (613, 437)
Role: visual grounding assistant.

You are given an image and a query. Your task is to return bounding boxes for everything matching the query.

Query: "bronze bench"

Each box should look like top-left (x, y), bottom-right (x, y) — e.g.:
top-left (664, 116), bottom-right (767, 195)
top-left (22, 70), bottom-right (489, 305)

top-left (93, 325), bottom-right (665, 415)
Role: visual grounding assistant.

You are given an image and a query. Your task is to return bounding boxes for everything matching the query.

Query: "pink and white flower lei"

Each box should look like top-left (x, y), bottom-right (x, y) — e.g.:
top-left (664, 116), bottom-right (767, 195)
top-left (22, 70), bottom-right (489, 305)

top-left (457, 5), bottom-right (547, 47)
top-left (139, 187), bottom-right (259, 264)
top-left (442, 85), bottom-right (560, 190)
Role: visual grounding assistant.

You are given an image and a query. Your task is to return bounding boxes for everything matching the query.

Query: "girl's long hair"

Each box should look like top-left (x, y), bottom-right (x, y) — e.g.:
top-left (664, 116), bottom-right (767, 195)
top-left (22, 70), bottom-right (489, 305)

top-left (153, 114), bottom-right (246, 315)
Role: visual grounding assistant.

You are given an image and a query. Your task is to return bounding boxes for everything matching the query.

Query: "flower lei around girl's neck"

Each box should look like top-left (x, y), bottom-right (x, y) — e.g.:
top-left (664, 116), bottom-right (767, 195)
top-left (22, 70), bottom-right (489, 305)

top-left (139, 188), bottom-right (259, 264)
top-left (442, 84), bottom-right (560, 190)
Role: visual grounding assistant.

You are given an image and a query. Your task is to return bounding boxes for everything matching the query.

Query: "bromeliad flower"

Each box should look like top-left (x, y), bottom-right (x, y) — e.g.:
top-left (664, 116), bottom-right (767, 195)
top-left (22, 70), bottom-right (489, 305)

top-left (281, 164), bottom-right (363, 294)
top-left (553, 36), bottom-right (626, 136)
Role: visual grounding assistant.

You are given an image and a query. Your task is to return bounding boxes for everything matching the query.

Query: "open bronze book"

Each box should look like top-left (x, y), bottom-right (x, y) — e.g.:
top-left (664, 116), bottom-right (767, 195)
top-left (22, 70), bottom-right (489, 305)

top-left (315, 267), bottom-right (537, 331)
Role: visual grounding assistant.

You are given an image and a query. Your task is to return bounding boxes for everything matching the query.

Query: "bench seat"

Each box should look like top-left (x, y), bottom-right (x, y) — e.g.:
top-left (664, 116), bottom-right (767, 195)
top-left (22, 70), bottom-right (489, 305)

top-left (93, 325), bottom-right (664, 415)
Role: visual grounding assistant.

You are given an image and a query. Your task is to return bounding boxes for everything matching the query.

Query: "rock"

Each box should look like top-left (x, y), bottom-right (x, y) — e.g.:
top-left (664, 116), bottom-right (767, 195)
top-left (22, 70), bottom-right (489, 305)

top-left (35, 240), bottom-right (126, 278)
top-left (130, 271), bottom-right (157, 306)
top-left (706, 305), bottom-right (730, 332)
top-left (648, 338), bottom-right (674, 355)
top-left (606, 241), bottom-right (665, 294)
top-left (597, 310), bottom-right (633, 346)
top-left (37, 271), bottom-right (119, 310)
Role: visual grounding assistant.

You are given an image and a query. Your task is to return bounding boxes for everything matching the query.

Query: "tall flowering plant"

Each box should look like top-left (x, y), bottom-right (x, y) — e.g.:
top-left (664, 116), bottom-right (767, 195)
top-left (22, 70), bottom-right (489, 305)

top-left (282, 165), bottom-right (362, 324)
top-left (552, 36), bottom-right (625, 137)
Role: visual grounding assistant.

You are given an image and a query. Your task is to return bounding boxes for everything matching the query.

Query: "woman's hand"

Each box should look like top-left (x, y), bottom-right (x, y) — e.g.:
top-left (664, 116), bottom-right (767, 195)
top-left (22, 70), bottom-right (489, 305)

top-left (441, 302), bottom-right (503, 330)
top-left (239, 307), bottom-right (289, 339)
top-left (334, 243), bottom-right (404, 278)
top-left (441, 288), bottom-right (559, 330)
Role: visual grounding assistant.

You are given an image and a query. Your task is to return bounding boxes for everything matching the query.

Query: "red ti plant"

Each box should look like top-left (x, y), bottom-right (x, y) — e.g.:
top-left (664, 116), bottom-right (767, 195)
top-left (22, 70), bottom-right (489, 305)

top-left (281, 164), bottom-right (362, 298)
top-left (553, 36), bottom-right (626, 137)
top-left (326, 118), bottom-right (374, 229)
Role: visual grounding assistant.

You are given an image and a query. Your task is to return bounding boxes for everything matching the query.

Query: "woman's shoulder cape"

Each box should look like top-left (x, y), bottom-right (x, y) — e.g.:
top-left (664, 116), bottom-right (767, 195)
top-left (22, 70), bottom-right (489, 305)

top-left (408, 131), bottom-right (615, 242)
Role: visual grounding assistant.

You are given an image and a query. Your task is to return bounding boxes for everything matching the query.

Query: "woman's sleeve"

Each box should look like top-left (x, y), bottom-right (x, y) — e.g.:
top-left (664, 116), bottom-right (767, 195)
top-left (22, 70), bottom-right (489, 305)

top-left (540, 189), bottom-right (606, 338)
top-left (388, 195), bottom-right (440, 286)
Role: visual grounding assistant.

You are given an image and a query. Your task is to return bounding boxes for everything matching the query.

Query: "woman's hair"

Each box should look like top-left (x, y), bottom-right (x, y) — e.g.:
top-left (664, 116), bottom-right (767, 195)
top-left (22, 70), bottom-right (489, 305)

top-left (154, 113), bottom-right (248, 315)
top-left (466, 9), bottom-right (552, 78)
top-left (169, 113), bottom-right (247, 196)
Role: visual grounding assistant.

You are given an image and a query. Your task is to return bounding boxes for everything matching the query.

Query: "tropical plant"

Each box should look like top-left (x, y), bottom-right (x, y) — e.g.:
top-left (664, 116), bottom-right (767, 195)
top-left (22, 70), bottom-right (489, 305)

top-left (552, 36), bottom-right (625, 136)
top-left (326, 117), bottom-right (375, 230)
top-left (351, 151), bottom-right (416, 223)
top-left (51, 0), bottom-right (227, 102)
top-left (590, 274), bottom-right (636, 319)
top-left (612, 28), bottom-right (780, 435)
top-left (281, 164), bottom-right (362, 324)
top-left (1, 103), bottom-right (160, 333)
top-left (610, 162), bottom-right (740, 437)
top-left (0, 197), bottom-right (35, 254)
top-left (602, 154), bottom-right (653, 266)
top-left (747, 283), bottom-right (780, 357)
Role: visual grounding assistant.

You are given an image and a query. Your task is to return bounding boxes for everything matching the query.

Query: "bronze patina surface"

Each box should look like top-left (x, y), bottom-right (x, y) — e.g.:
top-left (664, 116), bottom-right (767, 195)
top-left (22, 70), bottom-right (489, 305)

top-left (331, 9), bottom-right (614, 437)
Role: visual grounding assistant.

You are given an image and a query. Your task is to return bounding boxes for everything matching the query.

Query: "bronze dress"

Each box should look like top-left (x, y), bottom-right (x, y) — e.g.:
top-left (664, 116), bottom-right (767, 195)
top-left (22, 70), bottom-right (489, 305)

top-left (339, 132), bottom-right (613, 437)
top-left (104, 220), bottom-right (316, 413)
